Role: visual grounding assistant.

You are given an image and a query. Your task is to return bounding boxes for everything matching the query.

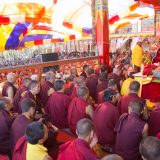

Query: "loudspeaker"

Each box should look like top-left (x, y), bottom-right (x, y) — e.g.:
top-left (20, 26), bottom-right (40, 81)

top-left (41, 53), bottom-right (59, 62)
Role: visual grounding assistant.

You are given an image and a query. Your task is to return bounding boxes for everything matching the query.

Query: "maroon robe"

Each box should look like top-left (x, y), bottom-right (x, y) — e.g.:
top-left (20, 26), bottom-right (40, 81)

top-left (19, 91), bottom-right (42, 114)
top-left (64, 82), bottom-right (77, 100)
top-left (39, 81), bottom-right (54, 106)
top-left (80, 71), bottom-right (87, 79)
top-left (148, 103), bottom-right (160, 136)
top-left (58, 138), bottom-right (98, 160)
top-left (117, 93), bottom-right (142, 115)
top-left (94, 102), bottom-right (119, 146)
top-left (45, 92), bottom-right (71, 129)
top-left (13, 85), bottom-right (28, 113)
top-left (10, 115), bottom-right (32, 153)
top-left (2, 82), bottom-right (17, 97)
top-left (98, 91), bottom-right (105, 104)
top-left (0, 109), bottom-right (15, 154)
top-left (86, 75), bottom-right (98, 101)
top-left (115, 113), bottom-right (145, 160)
top-left (108, 73), bottom-right (121, 91)
top-left (97, 79), bottom-right (108, 93)
top-left (12, 136), bottom-right (27, 160)
top-left (68, 97), bottom-right (90, 134)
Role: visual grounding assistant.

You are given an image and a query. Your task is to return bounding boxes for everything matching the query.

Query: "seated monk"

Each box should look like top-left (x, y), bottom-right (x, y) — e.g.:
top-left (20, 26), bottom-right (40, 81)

top-left (153, 47), bottom-right (160, 63)
top-left (13, 77), bottom-right (31, 112)
top-left (58, 118), bottom-right (98, 160)
top-left (139, 136), bottom-right (160, 160)
top-left (148, 102), bottom-right (160, 136)
top-left (0, 97), bottom-right (15, 156)
top-left (120, 72), bottom-right (135, 96)
top-left (80, 64), bottom-right (89, 79)
top-left (39, 72), bottom-right (55, 106)
top-left (45, 79), bottom-right (71, 129)
top-left (10, 98), bottom-right (36, 153)
top-left (98, 79), bottom-right (120, 104)
top-left (114, 100), bottom-right (148, 160)
top-left (101, 154), bottom-right (123, 160)
top-left (86, 68), bottom-right (98, 101)
top-left (2, 73), bottom-right (17, 103)
top-left (12, 121), bottom-right (53, 160)
top-left (97, 72), bottom-right (108, 93)
top-left (94, 89), bottom-right (119, 148)
top-left (68, 86), bottom-right (94, 134)
top-left (19, 80), bottom-right (43, 115)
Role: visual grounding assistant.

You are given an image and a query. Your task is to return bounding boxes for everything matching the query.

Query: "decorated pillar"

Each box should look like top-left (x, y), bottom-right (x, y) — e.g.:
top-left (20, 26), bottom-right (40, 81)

top-left (94, 0), bottom-right (109, 67)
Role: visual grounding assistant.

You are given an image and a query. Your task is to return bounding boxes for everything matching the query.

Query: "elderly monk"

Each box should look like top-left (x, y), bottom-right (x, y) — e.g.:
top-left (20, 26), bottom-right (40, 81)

top-left (139, 136), bottom-right (160, 160)
top-left (58, 118), bottom-right (98, 160)
top-left (13, 77), bottom-right (31, 112)
top-left (94, 89), bottom-right (119, 148)
top-left (98, 79), bottom-right (120, 104)
top-left (12, 122), bottom-right (53, 160)
top-left (68, 86), bottom-right (94, 134)
top-left (39, 71), bottom-right (55, 106)
top-left (101, 154), bottom-right (123, 160)
top-left (19, 80), bottom-right (43, 114)
top-left (80, 64), bottom-right (89, 79)
top-left (132, 41), bottom-right (143, 73)
top-left (86, 68), bottom-right (98, 101)
top-left (2, 73), bottom-right (17, 103)
top-left (0, 97), bottom-right (15, 155)
top-left (97, 72), bottom-right (108, 94)
top-left (121, 72), bottom-right (135, 96)
top-left (115, 100), bottom-right (148, 160)
top-left (45, 79), bottom-right (71, 129)
top-left (11, 98), bottom-right (36, 153)
top-left (148, 102), bottom-right (160, 136)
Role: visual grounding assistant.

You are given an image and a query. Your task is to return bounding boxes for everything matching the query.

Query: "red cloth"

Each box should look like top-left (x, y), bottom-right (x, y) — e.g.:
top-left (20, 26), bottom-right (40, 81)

top-left (115, 113), bottom-right (146, 160)
top-left (12, 136), bottom-right (27, 160)
top-left (98, 91), bottom-right (105, 104)
top-left (117, 93), bottom-right (142, 115)
top-left (45, 92), bottom-right (71, 129)
top-left (68, 97), bottom-right (90, 134)
top-left (0, 109), bottom-right (15, 154)
top-left (64, 82), bottom-right (77, 100)
top-left (13, 85), bottom-right (28, 113)
top-left (86, 75), bottom-right (98, 101)
top-left (57, 138), bottom-right (98, 160)
top-left (97, 80), bottom-right (108, 93)
top-left (148, 103), bottom-right (160, 136)
top-left (10, 115), bottom-right (32, 153)
top-left (141, 82), bottom-right (160, 102)
top-left (94, 102), bottom-right (119, 146)
top-left (143, 64), bottom-right (157, 76)
top-left (39, 81), bottom-right (54, 106)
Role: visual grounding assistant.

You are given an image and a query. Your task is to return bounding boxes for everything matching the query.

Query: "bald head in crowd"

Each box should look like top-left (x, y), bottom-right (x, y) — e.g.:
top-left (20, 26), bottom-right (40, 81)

top-left (140, 136), bottom-right (160, 160)
top-left (101, 154), bottom-right (123, 160)
top-left (77, 86), bottom-right (89, 99)
top-left (7, 73), bottom-right (16, 84)
top-left (76, 118), bottom-right (94, 138)
top-left (45, 71), bottom-right (55, 83)
top-left (70, 68), bottom-right (78, 77)
top-left (22, 77), bottom-right (31, 87)
top-left (76, 76), bottom-right (85, 87)
top-left (129, 81), bottom-right (140, 93)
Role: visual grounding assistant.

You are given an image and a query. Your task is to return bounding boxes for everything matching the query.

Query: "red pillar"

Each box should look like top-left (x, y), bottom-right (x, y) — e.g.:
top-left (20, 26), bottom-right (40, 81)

top-left (95, 0), bottom-right (109, 67)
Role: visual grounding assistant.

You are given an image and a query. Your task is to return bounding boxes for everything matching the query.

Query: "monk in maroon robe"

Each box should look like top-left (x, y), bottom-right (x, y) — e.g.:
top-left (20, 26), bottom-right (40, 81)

top-left (114, 100), bottom-right (148, 160)
top-left (2, 73), bottom-right (17, 103)
top-left (13, 77), bottom-right (31, 112)
top-left (94, 89), bottom-right (119, 148)
top-left (10, 98), bottom-right (35, 153)
top-left (97, 72), bottom-right (108, 93)
top-left (58, 118), bottom-right (98, 160)
top-left (148, 102), bottom-right (160, 136)
top-left (0, 97), bottom-right (15, 155)
top-left (39, 72), bottom-right (55, 106)
top-left (68, 86), bottom-right (94, 134)
top-left (80, 64), bottom-right (89, 79)
top-left (153, 46), bottom-right (160, 63)
top-left (19, 80), bottom-right (43, 114)
top-left (86, 68), bottom-right (98, 101)
top-left (45, 79), bottom-right (71, 129)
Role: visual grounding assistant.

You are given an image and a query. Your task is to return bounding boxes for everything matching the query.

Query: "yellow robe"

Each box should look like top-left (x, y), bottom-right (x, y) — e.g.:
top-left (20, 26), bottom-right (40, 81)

top-left (121, 78), bottom-right (134, 96)
top-left (132, 44), bottom-right (143, 67)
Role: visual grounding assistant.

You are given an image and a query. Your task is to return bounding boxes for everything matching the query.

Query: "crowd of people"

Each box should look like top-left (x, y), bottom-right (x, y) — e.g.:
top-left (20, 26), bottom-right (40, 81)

top-left (0, 52), bottom-right (160, 160)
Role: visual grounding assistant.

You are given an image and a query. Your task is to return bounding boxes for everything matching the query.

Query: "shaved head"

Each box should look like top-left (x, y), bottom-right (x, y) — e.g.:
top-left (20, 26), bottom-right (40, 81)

top-left (77, 86), bottom-right (89, 98)
top-left (22, 77), bottom-right (31, 87)
top-left (129, 100), bottom-right (144, 115)
top-left (76, 118), bottom-right (93, 138)
top-left (76, 76), bottom-right (85, 87)
top-left (70, 68), bottom-right (78, 76)
top-left (101, 154), bottom-right (123, 160)
top-left (7, 72), bottom-right (16, 84)
top-left (45, 71), bottom-right (55, 81)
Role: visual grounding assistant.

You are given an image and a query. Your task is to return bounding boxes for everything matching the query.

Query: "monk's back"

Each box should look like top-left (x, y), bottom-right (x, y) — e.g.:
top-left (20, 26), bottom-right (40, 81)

top-left (115, 113), bottom-right (145, 160)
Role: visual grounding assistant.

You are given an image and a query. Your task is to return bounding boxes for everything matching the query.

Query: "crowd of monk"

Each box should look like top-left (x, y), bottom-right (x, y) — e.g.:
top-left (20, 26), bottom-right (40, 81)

top-left (0, 62), bottom-right (160, 160)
